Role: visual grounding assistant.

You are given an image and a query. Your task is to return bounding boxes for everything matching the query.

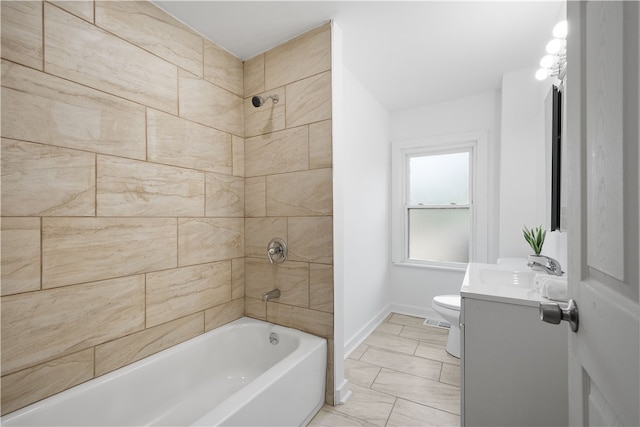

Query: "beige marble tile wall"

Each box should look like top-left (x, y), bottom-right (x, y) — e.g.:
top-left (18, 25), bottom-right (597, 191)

top-left (0, 1), bottom-right (246, 415)
top-left (242, 23), bottom-right (335, 404)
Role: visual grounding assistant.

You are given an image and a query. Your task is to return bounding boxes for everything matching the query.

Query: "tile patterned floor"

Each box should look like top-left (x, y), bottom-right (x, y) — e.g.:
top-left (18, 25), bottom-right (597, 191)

top-left (309, 313), bottom-right (461, 426)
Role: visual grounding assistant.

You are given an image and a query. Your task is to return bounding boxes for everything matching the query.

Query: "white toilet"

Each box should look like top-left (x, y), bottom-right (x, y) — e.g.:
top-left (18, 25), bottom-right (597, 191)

top-left (431, 295), bottom-right (461, 358)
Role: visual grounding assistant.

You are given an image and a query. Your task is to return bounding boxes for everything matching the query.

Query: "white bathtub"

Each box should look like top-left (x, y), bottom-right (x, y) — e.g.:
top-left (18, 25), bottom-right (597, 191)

top-left (2, 317), bottom-right (327, 426)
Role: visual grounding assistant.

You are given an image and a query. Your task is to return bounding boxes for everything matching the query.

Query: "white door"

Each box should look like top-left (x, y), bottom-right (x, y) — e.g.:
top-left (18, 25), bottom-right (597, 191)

top-left (565, 1), bottom-right (640, 426)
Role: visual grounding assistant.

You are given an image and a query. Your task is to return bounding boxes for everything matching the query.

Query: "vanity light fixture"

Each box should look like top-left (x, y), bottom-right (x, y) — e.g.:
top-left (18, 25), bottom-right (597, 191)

top-left (535, 20), bottom-right (567, 81)
top-left (552, 20), bottom-right (568, 38)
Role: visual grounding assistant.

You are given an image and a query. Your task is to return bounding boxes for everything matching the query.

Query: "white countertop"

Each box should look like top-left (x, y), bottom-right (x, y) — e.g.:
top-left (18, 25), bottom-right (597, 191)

top-left (460, 262), bottom-right (550, 307)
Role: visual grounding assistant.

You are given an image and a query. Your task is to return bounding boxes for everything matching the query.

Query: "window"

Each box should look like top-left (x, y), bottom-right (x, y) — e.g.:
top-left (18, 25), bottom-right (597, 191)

top-left (392, 132), bottom-right (489, 269)
top-left (407, 151), bottom-right (470, 263)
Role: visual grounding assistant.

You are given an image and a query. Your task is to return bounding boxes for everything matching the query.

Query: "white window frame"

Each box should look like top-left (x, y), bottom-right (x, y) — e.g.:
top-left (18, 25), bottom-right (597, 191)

top-left (391, 131), bottom-right (489, 270)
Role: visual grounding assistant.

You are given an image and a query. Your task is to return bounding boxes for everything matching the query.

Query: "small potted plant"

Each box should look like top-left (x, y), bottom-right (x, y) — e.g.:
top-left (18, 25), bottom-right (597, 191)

top-left (523, 225), bottom-right (546, 255)
top-left (523, 225), bottom-right (547, 269)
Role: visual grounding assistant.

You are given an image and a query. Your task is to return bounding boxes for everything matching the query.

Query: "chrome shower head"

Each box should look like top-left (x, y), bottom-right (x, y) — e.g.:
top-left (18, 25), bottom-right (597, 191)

top-left (251, 94), bottom-right (279, 108)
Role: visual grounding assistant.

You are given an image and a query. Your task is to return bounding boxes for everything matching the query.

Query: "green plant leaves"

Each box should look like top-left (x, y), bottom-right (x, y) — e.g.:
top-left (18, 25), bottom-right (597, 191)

top-left (522, 225), bottom-right (546, 255)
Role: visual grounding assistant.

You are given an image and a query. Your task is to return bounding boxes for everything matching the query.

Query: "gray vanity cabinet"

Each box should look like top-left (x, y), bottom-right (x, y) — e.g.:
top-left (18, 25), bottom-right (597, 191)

top-left (460, 296), bottom-right (568, 426)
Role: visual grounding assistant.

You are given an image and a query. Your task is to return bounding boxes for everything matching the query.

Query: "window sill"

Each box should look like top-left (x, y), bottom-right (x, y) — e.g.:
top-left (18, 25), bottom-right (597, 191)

top-left (392, 260), bottom-right (468, 272)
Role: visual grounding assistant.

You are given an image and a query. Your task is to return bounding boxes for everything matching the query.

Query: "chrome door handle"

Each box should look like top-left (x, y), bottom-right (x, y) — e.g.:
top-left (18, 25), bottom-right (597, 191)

top-left (539, 299), bottom-right (579, 332)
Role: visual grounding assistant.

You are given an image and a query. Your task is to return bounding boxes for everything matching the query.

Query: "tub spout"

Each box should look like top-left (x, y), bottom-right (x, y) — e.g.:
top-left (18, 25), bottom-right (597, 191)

top-left (262, 289), bottom-right (281, 302)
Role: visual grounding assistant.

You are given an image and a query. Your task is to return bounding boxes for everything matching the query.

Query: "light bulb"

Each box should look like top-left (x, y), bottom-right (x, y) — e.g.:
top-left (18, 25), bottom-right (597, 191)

top-left (535, 68), bottom-right (549, 81)
top-left (546, 38), bottom-right (564, 54)
top-left (553, 20), bottom-right (568, 38)
top-left (540, 55), bottom-right (557, 68)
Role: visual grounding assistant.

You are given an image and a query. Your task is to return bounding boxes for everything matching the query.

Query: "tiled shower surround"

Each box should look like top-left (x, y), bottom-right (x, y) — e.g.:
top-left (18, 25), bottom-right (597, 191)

top-left (0, 1), bottom-right (333, 414)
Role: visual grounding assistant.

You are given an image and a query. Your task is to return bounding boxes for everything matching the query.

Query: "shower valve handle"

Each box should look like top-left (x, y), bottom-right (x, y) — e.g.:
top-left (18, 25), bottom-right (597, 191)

top-left (266, 238), bottom-right (287, 264)
top-left (267, 246), bottom-right (281, 263)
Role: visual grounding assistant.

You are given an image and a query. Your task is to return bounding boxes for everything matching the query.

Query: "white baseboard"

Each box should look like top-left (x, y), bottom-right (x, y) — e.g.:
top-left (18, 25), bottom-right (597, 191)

top-left (335, 379), bottom-right (352, 405)
top-left (343, 304), bottom-right (446, 359)
top-left (388, 303), bottom-right (440, 321)
top-left (343, 305), bottom-right (391, 358)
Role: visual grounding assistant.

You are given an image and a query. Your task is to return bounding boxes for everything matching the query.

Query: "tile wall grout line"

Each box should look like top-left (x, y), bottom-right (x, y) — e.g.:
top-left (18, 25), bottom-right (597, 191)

top-left (176, 65), bottom-right (180, 118)
top-left (94, 154), bottom-right (98, 217)
top-left (143, 273), bottom-right (147, 329)
top-left (40, 216), bottom-right (43, 291)
top-left (144, 106), bottom-right (148, 162)
top-left (41, 0), bottom-right (45, 72)
top-left (1, 134), bottom-right (237, 182)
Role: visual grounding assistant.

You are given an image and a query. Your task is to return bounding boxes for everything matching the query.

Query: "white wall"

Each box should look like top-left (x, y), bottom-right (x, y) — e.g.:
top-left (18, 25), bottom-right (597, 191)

top-left (339, 67), bottom-right (392, 350)
top-left (498, 68), bottom-right (551, 258)
top-left (389, 91), bottom-right (502, 317)
top-left (331, 21), bottom-right (347, 404)
top-left (333, 20), bottom-right (391, 400)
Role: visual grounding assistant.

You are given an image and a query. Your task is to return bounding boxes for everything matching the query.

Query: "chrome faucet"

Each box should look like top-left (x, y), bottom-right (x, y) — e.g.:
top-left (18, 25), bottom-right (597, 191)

top-left (527, 255), bottom-right (563, 276)
top-left (262, 288), bottom-right (281, 302)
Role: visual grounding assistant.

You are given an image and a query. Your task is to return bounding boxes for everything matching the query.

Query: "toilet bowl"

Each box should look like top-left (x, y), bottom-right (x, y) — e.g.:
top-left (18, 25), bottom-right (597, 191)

top-left (432, 295), bottom-right (461, 358)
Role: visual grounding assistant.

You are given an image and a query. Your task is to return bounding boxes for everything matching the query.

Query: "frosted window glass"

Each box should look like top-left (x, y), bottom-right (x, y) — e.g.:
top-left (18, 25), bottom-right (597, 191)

top-left (409, 152), bottom-right (469, 205)
top-left (408, 208), bottom-right (469, 263)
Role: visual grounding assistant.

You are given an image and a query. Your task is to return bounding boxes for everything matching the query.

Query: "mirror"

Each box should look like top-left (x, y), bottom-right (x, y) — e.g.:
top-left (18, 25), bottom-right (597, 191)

top-left (546, 84), bottom-right (563, 231)
top-left (551, 85), bottom-right (562, 231)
